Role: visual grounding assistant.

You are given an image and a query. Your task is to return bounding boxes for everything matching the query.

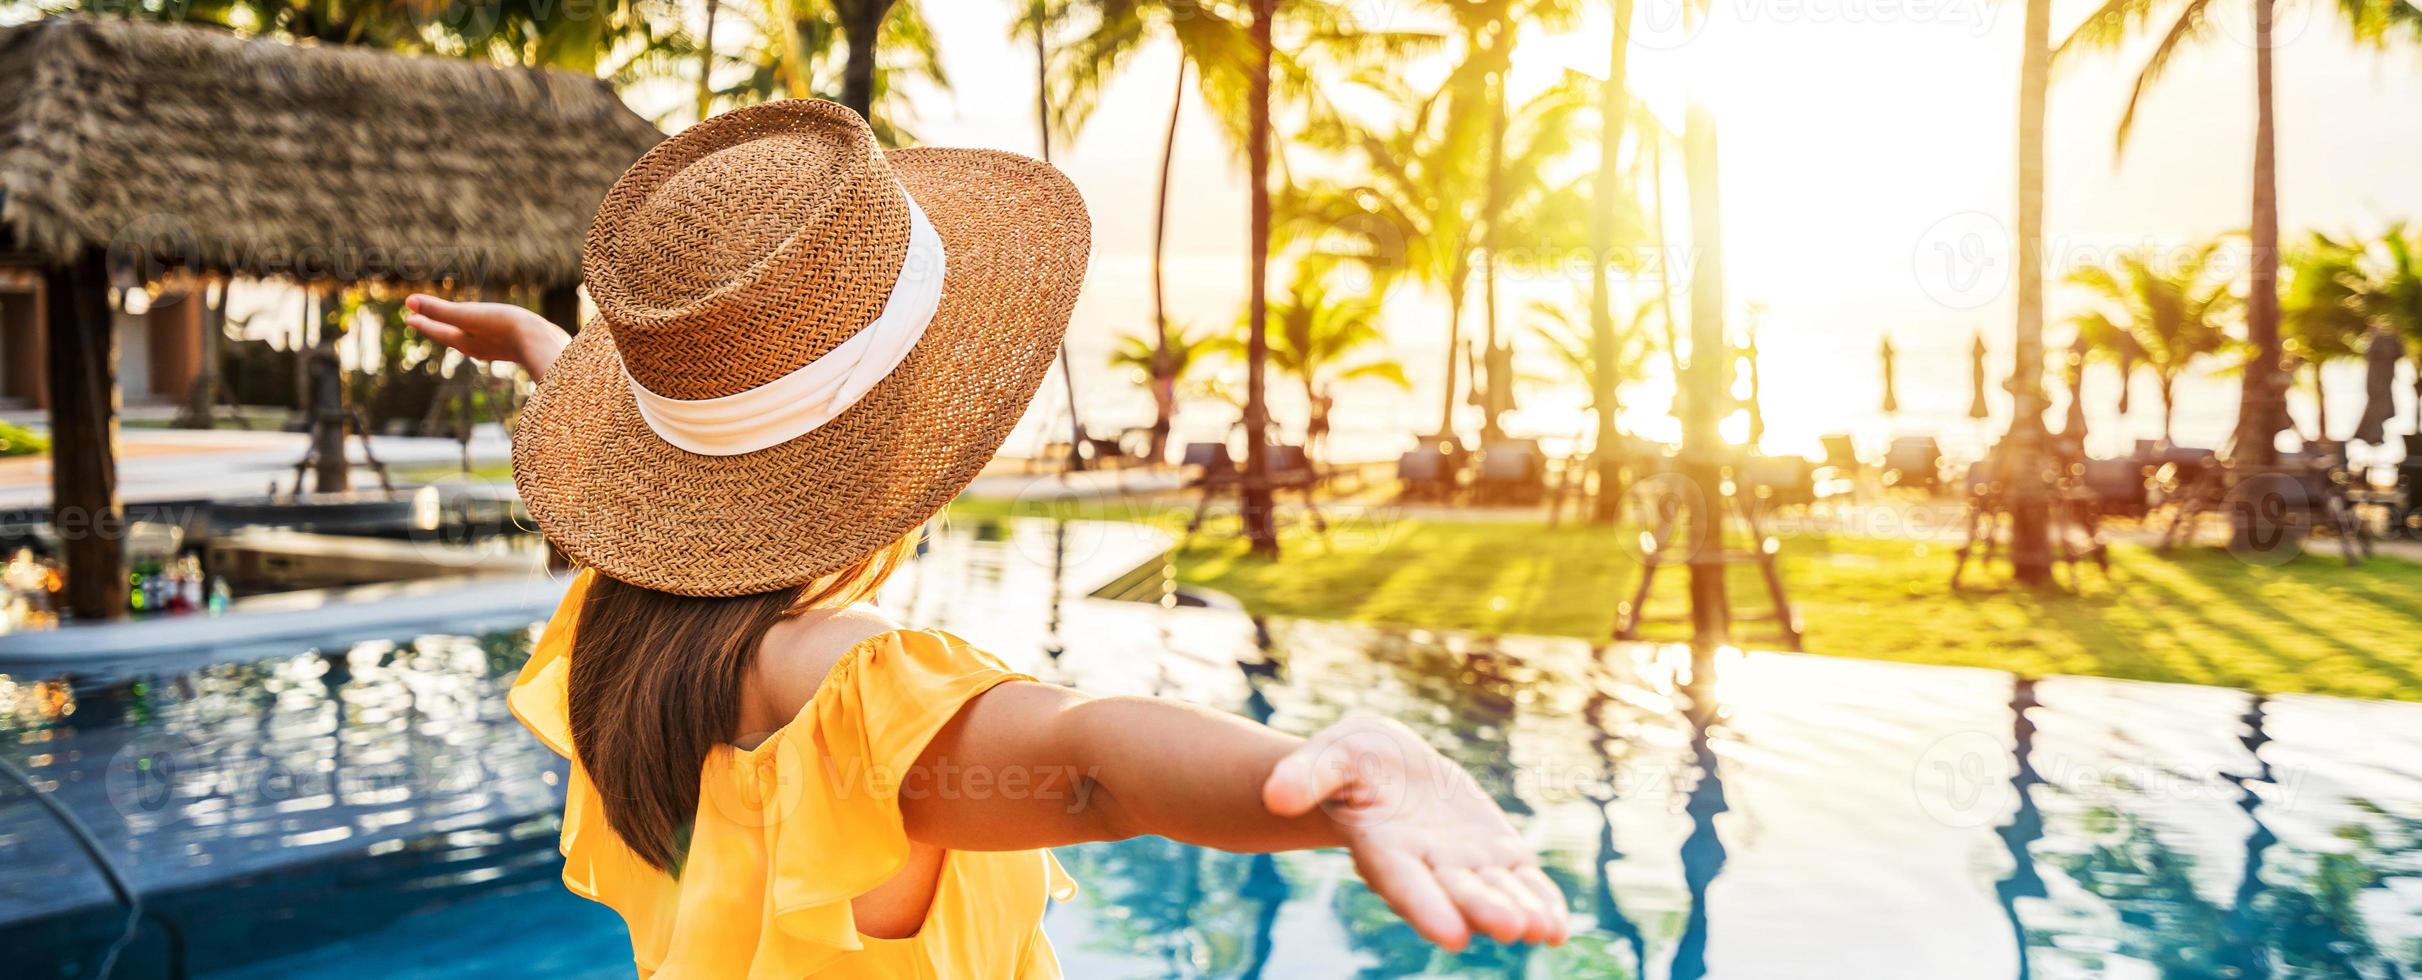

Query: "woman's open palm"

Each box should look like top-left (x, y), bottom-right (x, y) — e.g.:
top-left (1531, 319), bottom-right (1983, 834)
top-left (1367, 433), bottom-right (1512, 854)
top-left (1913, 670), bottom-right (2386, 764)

top-left (1263, 717), bottom-right (1569, 951)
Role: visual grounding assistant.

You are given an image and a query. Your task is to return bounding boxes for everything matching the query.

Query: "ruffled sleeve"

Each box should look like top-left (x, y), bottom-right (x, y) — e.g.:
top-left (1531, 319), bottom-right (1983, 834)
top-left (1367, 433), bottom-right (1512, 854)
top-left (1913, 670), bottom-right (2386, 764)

top-left (506, 573), bottom-right (1052, 979)
top-left (734, 628), bottom-right (1036, 973)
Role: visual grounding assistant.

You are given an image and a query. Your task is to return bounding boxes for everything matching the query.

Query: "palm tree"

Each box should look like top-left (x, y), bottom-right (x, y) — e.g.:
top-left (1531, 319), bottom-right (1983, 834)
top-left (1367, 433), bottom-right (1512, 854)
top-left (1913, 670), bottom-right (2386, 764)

top-left (1281, 72), bottom-right (1488, 438)
top-left (2280, 232), bottom-right (2370, 440)
top-left (1036, 1), bottom-right (1426, 462)
top-left (1242, 0), bottom-right (1278, 557)
top-left (1463, 0), bottom-right (1587, 440)
top-left (1476, 70), bottom-right (1600, 440)
top-left (1257, 261), bottom-right (1411, 462)
top-left (2067, 244), bottom-right (2239, 443)
top-left (699, 0), bottom-right (946, 141)
top-left (2058, 0), bottom-right (2284, 463)
top-left (2005, 0), bottom-right (2055, 585)
top-left (1107, 319), bottom-right (1233, 455)
top-left (1028, 0), bottom-right (1253, 462)
top-left (1528, 295), bottom-right (1660, 433)
top-left (1586, 0), bottom-right (1655, 524)
top-left (830, 0), bottom-right (895, 119)
top-left (435, 0), bottom-right (670, 73)
top-left (2058, 0), bottom-right (2421, 467)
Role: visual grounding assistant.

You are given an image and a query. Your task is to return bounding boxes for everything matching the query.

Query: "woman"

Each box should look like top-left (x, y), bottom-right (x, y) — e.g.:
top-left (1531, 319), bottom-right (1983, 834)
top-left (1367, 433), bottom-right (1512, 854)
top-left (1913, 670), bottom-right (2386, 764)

top-left (407, 99), bottom-right (1564, 977)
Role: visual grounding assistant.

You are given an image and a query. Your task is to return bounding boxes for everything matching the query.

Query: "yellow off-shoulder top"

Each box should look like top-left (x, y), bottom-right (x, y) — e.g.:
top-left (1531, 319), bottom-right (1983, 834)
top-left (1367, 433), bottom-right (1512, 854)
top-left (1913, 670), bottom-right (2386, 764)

top-left (507, 571), bottom-right (1077, 978)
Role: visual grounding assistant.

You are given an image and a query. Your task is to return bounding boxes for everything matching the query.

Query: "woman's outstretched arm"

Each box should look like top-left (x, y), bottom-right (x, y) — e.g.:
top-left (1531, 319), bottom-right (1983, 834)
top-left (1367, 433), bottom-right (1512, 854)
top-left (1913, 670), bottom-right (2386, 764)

top-left (404, 293), bottom-right (1566, 951)
top-left (903, 681), bottom-right (1570, 952)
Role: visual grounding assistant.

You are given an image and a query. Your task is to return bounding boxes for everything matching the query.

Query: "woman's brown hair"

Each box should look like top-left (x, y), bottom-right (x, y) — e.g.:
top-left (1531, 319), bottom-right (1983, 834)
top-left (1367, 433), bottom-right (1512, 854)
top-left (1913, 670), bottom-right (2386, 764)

top-left (566, 531), bottom-right (920, 873)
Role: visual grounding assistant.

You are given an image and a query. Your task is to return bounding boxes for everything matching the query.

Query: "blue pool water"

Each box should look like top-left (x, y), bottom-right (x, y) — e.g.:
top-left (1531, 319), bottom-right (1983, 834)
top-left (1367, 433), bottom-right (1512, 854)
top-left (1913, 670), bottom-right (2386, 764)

top-left (6, 518), bottom-right (2422, 978)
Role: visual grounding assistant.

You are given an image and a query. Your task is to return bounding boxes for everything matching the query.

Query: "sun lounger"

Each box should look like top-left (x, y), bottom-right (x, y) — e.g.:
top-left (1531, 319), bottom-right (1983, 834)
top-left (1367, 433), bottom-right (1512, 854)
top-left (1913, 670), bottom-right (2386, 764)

top-left (1741, 455), bottom-right (1816, 511)
top-left (1472, 438), bottom-right (1546, 505)
top-left (1882, 437), bottom-right (1945, 493)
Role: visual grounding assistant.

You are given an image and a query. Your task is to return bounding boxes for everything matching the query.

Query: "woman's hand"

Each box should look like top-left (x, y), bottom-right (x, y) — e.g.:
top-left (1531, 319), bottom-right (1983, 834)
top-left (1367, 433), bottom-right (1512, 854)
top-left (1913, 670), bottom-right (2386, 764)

top-left (1264, 717), bottom-right (1568, 952)
top-left (404, 295), bottom-right (572, 383)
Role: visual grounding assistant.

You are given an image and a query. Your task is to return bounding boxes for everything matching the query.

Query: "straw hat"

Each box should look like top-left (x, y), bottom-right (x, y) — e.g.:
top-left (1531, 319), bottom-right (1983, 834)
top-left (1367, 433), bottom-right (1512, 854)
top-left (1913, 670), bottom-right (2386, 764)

top-left (511, 100), bottom-right (1090, 597)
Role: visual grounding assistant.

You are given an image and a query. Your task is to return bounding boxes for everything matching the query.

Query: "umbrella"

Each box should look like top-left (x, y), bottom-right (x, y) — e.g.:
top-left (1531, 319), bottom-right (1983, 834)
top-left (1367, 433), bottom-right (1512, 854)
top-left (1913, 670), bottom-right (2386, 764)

top-left (2063, 333), bottom-right (2089, 442)
top-left (1485, 341), bottom-right (1518, 418)
top-left (1969, 333), bottom-right (1991, 420)
top-left (1880, 336), bottom-right (1899, 415)
top-left (2354, 322), bottom-right (2401, 445)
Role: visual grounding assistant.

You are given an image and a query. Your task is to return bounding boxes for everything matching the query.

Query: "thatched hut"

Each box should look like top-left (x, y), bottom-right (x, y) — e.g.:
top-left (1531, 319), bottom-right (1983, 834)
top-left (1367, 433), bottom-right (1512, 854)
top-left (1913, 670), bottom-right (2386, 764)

top-left (0, 15), bottom-right (664, 619)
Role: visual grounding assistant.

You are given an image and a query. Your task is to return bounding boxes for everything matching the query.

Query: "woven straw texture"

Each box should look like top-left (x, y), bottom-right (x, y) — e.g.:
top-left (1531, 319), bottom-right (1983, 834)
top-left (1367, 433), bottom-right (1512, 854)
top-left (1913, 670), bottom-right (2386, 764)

top-left (0, 16), bottom-right (663, 287)
top-left (513, 100), bottom-right (1090, 596)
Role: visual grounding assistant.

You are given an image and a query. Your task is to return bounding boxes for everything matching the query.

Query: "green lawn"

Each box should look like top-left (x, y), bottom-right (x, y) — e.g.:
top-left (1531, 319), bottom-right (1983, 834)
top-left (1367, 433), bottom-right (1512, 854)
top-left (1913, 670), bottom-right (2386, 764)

top-left (949, 496), bottom-right (2422, 702)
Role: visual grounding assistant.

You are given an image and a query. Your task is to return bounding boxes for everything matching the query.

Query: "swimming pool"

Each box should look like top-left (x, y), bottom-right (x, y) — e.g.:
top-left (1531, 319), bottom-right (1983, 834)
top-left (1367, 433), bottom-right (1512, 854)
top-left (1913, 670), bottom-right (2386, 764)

top-left (6, 517), bottom-right (2420, 978)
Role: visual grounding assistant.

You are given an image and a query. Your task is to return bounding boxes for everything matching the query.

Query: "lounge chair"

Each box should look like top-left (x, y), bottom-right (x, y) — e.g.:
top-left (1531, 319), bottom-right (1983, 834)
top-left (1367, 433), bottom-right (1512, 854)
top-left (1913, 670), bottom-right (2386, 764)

top-left (2077, 458), bottom-right (2152, 522)
top-left (1471, 437), bottom-right (1547, 505)
top-left (1396, 434), bottom-right (1463, 502)
top-left (1183, 441), bottom-right (1329, 539)
top-left (1740, 455), bottom-right (1816, 512)
top-left (1180, 442), bottom-right (1237, 488)
top-left (1882, 436), bottom-right (1945, 494)
top-left (1268, 444), bottom-right (1319, 490)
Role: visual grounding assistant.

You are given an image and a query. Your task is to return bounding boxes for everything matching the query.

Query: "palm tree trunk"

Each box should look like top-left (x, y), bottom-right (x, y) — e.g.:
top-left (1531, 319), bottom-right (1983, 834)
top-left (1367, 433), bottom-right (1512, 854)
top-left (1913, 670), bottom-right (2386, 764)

top-left (1479, 40), bottom-right (1510, 443)
top-left (1032, 4), bottom-right (1053, 161)
top-left (1243, 0), bottom-right (1279, 557)
top-left (695, 0), bottom-right (719, 121)
top-left (2004, 0), bottom-right (2054, 585)
top-left (1032, 2), bottom-right (1086, 472)
top-left (2312, 360), bottom-right (2329, 441)
top-left (833, 0), bottom-right (890, 123)
top-left (1149, 59), bottom-right (1187, 464)
top-left (1648, 135), bottom-right (1683, 383)
top-left (2161, 379), bottom-right (2177, 443)
top-left (1303, 370), bottom-right (1320, 465)
top-left (1439, 268), bottom-right (1467, 436)
top-left (2236, 0), bottom-right (2284, 468)
top-left (1679, 108), bottom-right (1730, 645)
top-left (1587, 0), bottom-right (1634, 525)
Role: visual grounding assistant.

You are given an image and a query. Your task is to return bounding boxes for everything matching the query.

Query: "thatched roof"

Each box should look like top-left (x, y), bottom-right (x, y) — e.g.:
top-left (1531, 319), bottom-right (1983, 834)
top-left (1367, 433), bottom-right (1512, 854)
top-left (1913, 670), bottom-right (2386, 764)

top-left (0, 16), bottom-right (664, 287)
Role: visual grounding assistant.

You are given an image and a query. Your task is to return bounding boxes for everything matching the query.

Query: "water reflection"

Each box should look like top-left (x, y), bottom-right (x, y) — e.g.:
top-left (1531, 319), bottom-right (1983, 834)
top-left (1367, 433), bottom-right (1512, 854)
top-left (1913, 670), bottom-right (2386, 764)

top-left (1669, 646), bottom-right (1728, 980)
top-left (3, 518), bottom-right (2420, 979)
top-left (1580, 676), bottom-right (1649, 976)
top-left (1994, 678), bottom-right (2046, 980)
top-left (2032, 691), bottom-right (2422, 977)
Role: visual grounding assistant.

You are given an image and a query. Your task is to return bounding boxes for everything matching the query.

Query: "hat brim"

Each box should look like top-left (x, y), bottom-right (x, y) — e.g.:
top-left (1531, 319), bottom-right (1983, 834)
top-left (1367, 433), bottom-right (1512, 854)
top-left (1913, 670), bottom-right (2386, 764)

top-left (511, 147), bottom-right (1090, 597)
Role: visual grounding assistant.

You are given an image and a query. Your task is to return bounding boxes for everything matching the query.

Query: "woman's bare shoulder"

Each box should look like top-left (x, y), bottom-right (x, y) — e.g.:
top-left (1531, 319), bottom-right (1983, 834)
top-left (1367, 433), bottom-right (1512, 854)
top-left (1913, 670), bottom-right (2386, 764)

top-left (742, 604), bottom-right (907, 736)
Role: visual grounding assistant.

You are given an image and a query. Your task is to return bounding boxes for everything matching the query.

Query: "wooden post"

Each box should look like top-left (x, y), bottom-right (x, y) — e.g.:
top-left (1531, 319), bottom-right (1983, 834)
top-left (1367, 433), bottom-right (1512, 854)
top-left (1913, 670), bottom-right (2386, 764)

top-left (540, 284), bottom-right (582, 335)
top-left (44, 248), bottom-right (128, 620)
top-left (145, 285), bottom-right (203, 404)
top-left (176, 280), bottom-right (227, 429)
top-left (2, 283), bottom-right (48, 408)
top-left (308, 287), bottom-right (348, 493)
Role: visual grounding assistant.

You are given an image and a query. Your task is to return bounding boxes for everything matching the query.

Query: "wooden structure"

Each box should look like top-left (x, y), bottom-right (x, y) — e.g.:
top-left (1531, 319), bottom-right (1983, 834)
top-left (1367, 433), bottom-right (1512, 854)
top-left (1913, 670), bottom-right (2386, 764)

top-left (0, 16), bottom-right (663, 619)
top-left (1614, 109), bottom-right (1801, 651)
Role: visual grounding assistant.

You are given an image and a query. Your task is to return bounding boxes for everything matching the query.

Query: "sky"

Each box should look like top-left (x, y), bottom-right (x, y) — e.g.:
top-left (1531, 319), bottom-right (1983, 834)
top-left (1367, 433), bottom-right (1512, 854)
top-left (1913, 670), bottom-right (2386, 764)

top-left (789, 0), bottom-right (2422, 463)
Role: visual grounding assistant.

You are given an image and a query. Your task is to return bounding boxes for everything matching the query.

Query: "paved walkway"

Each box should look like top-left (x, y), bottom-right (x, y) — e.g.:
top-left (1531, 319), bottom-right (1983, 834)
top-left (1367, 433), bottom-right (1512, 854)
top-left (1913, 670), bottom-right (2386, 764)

top-left (0, 425), bottom-right (512, 509)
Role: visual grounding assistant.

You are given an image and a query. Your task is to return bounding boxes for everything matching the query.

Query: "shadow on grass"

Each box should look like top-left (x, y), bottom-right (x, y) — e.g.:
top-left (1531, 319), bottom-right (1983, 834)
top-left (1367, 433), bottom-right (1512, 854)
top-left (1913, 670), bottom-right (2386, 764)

top-left (949, 499), bottom-right (2422, 702)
